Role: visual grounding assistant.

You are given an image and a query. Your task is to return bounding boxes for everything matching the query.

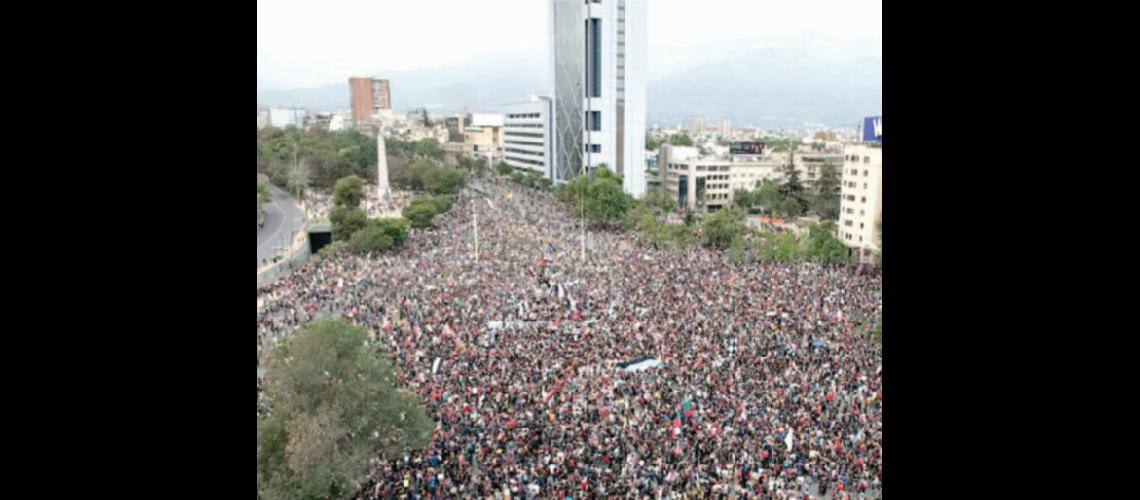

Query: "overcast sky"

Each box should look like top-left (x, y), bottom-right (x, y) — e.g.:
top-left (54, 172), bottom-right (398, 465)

top-left (257, 0), bottom-right (882, 90)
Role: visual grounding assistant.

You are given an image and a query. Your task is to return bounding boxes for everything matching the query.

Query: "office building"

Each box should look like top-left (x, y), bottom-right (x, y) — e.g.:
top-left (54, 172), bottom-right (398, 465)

top-left (349, 76), bottom-right (391, 125)
top-left (838, 143), bottom-right (882, 263)
top-left (662, 154), bottom-right (783, 212)
top-left (503, 95), bottom-right (554, 177)
top-left (549, 0), bottom-right (647, 196)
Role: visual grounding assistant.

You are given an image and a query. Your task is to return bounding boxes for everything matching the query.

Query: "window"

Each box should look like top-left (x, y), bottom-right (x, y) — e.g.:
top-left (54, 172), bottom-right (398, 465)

top-left (588, 111), bottom-right (601, 131)
top-left (864, 170), bottom-right (869, 176)
top-left (864, 183), bottom-right (868, 189)
top-left (845, 220), bottom-right (853, 227)
top-left (860, 223), bottom-right (864, 229)
top-left (864, 157), bottom-right (870, 164)
top-left (585, 144), bottom-right (601, 153)
top-left (861, 197), bottom-right (866, 203)
top-left (586, 18), bottom-right (601, 98)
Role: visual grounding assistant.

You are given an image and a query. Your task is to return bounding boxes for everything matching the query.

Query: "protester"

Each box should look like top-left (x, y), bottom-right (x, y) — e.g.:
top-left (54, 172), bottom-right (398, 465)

top-left (257, 177), bottom-right (883, 498)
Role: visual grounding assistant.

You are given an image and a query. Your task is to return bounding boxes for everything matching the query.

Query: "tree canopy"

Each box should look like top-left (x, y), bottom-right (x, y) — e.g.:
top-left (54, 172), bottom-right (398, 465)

top-left (555, 167), bottom-right (634, 227)
top-left (257, 317), bottom-right (433, 500)
top-left (332, 175), bottom-right (366, 210)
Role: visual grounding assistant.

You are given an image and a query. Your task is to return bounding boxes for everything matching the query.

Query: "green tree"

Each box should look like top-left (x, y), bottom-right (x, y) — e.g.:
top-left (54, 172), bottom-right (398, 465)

top-left (810, 164), bottom-right (842, 219)
top-left (754, 178), bottom-right (781, 211)
top-left (684, 210), bottom-right (696, 227)
top-left (584, 168), bottom-right (634, 225)
top-left (348, 224), bottom-right (395, 253)
top-left (700, 207), bottom-right (747, 249)
top-left (728, 234), bottom-right (747, 264)
top-left (423, 167), bottom-right (465, 195)
top-left (495, 162), bottom-right (513, 176)
top-left (402, 198), bottom-right (440, 228)
top-left (669, 133), bottom-right (694, 147)
top-left (257, 317), bottom-right (433, 500)
top-left (330, 207), bottom-right (367, 241)
top-left (804, 221), bottom-right (849, 263)
top-left (646, 133), bottom-right (660, 151)
top-left (778, 164), bottom-right (807, 216)
top-left (332, 175), bottom-right (366, 210)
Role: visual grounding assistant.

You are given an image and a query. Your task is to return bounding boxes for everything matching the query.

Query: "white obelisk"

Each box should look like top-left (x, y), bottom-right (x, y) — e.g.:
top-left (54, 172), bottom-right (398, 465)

top-left (376, 126), bottom-right (391, 201)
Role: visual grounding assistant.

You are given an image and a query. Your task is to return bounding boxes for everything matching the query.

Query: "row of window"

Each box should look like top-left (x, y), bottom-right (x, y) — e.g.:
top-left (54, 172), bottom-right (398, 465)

top-left (704, 174), bottom-right (729, 181)
top-left (585, 144), bottom-right (601, 153)
top-left (505, 147), bottom-right (543, 157)
top-left (505, 155), bottom-right (545, 167)
top-left (504, 123), bottom-right (544, 128)
top-left (504, 131), bottom-right (544, 139)
top-left (848, 169), bottom-right (871, 176)
top-left (846, 155), bottom-right (873, 163)
top-left (507, 113), bottom-right (541, 119)
top-left (504, 139), bottom-right (544, 147)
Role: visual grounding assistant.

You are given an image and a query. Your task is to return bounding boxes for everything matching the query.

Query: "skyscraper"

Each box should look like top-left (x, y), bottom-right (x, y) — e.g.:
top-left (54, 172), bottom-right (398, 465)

top-left (349, 76), bottom-right (391, 126)
top-left (549, 0), bottom-right (647, 197)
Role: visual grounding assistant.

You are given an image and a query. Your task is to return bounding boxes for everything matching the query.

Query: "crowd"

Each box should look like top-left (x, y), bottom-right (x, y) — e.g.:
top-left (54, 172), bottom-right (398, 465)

top-left (257, 178), bottom-right (882, 499)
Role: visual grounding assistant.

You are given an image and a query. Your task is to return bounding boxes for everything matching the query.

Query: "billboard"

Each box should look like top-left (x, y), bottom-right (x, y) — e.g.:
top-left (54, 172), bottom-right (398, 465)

top-left (863, 116), bottom-right (882, 142)
top-left (730, 141), bottom-right (766, 155)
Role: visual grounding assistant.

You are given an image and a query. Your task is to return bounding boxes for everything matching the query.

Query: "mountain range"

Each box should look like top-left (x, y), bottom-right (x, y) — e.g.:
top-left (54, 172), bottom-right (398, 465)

top-left (256, 34), bottom-right (880, 128)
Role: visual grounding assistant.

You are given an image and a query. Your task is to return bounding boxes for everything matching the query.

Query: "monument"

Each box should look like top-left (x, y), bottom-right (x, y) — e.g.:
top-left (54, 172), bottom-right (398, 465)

top-left (376, 126), bottom-right (391, 201)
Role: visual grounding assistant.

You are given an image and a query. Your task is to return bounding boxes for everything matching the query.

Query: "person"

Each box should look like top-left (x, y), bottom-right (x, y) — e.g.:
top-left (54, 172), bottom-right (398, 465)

top-left (256, 179), bottom-right (883, 499)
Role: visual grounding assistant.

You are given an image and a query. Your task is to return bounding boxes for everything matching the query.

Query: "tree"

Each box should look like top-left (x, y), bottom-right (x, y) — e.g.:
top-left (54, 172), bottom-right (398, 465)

top-left (448, 128), bottom-right (463, 143)
top-left (700, 207), bottom-right (746, 249)
top-left (330, 207), bottom-right (367, 241)
top-left (777, 164), bottom-right (807, 216)
top-left (495, 162), bottom-right (513, 176)
top-left (804, 221), bottom-right (849, 263)
top-left (684, 210), bottom-right (696, 227)
top-left (257, 317), bottom-right (433, 500)
top-left (669, 133), bottom-right (694, 147)
top-left (645, 133), bottom-right (660, 151)
top-left (423, 167), bottom-right (465, 195)
top-left (402, 198), bottom-right (440, 228)
top-left (349, 223), bottom-right (395, 253)
top-left (332, 175), bottom-right (366, 210)
top-left (754, 179), bottom-right (781, 211)
top-left (585, 173), bottom-right (634, 225)
top-left (811, 164), bottom-right (842, 219)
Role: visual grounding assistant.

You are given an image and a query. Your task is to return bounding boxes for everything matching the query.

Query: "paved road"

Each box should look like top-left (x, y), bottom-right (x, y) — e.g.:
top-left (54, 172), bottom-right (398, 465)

top-left (257, 181), bottom-right (306, 265)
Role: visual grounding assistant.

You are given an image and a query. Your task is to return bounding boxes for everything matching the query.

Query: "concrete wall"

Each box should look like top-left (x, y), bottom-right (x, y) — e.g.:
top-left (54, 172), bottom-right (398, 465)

top-left (257, 229), bottom-right (311, 287)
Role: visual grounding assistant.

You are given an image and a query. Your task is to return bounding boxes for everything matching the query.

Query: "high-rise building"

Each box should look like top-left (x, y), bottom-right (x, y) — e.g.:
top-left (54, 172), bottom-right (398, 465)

top-left (719, 119), bottom-right (731, 137)
top-left (349, 76), bottom-right (391, 125)
top-left (838, 144), bottom-right (882, 263)
top-left (503, 96), bottom-right (554, 178)
top-left (549, 0), bottom-right (647, 197)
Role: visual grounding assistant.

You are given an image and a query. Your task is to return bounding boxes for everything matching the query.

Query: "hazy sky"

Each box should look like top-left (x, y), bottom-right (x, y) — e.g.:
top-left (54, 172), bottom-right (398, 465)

top-left (257, 0), bottom-right (882, 90)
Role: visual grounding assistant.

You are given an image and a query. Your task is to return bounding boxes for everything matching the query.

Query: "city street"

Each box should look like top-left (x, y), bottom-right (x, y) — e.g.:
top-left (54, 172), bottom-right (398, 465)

top-left (257, 180), bottom-right (306, 266)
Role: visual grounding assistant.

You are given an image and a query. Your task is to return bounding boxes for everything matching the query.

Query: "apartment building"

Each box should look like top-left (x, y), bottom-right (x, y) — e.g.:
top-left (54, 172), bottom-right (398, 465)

top-left (838, 143), bottom-right (882, 263)
top-left (349, 77), bottom-right (391, 125)
top-left (502, 96), bottom-right (554, 177)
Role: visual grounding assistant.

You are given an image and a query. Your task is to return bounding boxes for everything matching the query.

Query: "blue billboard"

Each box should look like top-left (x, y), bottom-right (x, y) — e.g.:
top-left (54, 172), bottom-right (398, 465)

top-left (863, 116), bottom-right (882, 143)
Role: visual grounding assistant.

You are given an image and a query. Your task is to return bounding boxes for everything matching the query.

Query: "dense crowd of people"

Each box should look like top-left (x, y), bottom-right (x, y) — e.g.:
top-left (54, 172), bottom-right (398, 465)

top-left (257, 178), bottom-right (882, 499)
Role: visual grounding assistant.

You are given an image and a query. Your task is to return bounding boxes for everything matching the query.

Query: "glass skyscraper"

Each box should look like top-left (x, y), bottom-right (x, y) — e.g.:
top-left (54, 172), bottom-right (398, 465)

top-left (549, 0), bottom-right (647, 197)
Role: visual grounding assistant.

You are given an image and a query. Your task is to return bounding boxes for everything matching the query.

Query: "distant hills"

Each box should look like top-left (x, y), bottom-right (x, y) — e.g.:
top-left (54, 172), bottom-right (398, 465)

top-left (256, 34), bottom-right (880, 127)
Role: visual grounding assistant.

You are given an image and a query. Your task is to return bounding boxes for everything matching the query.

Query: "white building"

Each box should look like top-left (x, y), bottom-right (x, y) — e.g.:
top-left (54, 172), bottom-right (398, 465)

top-left (550, 0), bottom-right (647, 196)
top-left (268, 107), bottom-right (303, 129)
top-left (838, 144), bottom-right (882, 263)
top-left (662, 155), bottom-right (783, 212)
top-left (470, 113), bottom-right (504, 128)
top-left (502, 96), bottom-right (554, 177)
top-left (328, 114), bottom-right (347, 132)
